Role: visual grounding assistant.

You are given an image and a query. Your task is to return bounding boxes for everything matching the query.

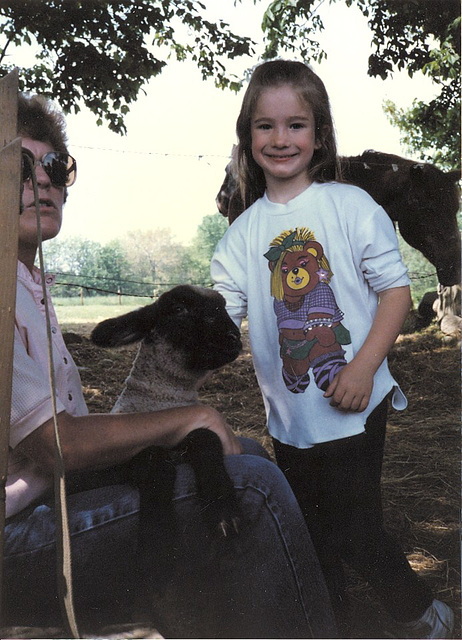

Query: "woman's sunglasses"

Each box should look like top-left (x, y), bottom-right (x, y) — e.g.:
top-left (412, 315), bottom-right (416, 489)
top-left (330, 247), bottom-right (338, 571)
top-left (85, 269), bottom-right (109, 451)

top-left (22, 147), bottom-right (77, 188)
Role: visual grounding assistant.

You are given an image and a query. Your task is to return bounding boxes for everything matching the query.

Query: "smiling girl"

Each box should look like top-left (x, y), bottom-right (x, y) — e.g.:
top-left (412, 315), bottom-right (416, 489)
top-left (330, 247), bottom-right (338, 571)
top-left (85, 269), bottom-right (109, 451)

top-left (212, 59), bottom-right (453, 639)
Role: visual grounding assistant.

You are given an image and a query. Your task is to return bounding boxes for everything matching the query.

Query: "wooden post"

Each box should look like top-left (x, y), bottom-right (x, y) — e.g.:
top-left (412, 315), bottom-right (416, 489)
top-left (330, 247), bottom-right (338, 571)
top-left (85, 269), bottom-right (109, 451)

top-left (0, 68), bottom-right (21, 624)
top-left (434, 284), bottom-right (461, 338)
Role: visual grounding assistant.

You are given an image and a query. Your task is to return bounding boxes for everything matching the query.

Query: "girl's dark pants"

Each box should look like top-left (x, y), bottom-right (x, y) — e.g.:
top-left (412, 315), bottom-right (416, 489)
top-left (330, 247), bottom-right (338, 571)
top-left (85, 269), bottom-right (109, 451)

top-left (272, 397), bottom-right (433, 631)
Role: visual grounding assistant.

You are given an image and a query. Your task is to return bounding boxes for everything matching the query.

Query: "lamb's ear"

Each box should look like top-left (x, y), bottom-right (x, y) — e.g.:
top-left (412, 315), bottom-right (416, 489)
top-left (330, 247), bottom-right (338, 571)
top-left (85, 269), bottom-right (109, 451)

top-left (91, 303), bottom-right (159, 348)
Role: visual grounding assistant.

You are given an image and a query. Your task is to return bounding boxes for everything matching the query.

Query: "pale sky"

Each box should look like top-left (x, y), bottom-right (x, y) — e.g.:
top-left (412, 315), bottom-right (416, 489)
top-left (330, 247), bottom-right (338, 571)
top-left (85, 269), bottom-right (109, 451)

top-left (57, 0), bottom-right (436, 246)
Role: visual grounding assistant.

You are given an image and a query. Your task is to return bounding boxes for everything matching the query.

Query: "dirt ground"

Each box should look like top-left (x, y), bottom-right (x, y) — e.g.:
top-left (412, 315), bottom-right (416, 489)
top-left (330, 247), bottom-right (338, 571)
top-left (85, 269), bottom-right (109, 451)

top-left (3, 318), bottom-right (460, 639)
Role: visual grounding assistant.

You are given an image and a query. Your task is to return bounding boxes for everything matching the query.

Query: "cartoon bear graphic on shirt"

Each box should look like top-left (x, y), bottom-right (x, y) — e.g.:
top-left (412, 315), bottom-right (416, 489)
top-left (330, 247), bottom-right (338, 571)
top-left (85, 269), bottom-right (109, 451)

top-left (264, 227), bottom-right (351, 394)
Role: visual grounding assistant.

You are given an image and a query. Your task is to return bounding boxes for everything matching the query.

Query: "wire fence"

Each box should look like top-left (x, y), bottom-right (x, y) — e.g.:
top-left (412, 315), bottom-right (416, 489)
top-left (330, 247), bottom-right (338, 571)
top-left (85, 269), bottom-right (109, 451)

top-left (49, 269), bottom-right (438, 302)
top-left (52, 272), bottom-right (213, 300)
top-left (408, 271), bottom-right (439, 281)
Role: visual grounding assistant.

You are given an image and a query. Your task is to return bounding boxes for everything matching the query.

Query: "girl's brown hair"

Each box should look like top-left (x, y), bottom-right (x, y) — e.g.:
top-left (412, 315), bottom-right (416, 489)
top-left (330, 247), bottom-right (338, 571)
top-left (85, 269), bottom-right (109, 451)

top-left (236, 59), bottom-right (341, 210)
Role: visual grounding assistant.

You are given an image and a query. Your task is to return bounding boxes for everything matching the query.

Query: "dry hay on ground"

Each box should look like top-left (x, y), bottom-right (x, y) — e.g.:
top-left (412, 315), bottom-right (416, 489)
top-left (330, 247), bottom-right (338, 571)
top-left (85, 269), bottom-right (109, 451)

top-left (3, 322), bottom-right (459, 639)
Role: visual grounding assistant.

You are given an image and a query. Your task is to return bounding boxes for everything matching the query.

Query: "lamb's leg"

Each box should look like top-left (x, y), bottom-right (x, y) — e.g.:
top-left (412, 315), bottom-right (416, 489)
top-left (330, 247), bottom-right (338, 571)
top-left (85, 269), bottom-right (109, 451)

top-left (128, 447), bottom-right (178, 622)
top-left (179, 428), bottom-right (240, 537)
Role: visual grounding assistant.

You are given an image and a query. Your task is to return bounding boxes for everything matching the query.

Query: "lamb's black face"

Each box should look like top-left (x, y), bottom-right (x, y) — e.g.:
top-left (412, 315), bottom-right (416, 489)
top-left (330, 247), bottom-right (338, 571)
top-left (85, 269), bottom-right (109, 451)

top-left (148, 285), bottom-right (242, 371)
top-left (91, 285), bottom-right (242, 372)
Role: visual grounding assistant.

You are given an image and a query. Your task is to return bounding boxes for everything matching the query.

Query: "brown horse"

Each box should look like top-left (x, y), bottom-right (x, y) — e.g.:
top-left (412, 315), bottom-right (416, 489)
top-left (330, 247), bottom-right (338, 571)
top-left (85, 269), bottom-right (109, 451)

top-left (216, 149), bottom-right (461, 287)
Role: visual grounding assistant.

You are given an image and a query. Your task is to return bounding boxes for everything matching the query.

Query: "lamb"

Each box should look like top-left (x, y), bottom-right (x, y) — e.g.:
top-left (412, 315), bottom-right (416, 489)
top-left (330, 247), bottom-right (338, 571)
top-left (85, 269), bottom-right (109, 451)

top-left (90, 284), bottom-right (243, 537)
top-left (90, 285), bottom-right (243, 617)
top-left (93, 285), bottom-right (241, 415)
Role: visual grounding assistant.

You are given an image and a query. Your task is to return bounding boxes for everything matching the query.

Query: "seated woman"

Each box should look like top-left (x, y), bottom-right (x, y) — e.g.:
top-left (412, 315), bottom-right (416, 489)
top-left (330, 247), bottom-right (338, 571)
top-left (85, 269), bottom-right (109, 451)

top-left (2, 93), bottom-right (337, 639)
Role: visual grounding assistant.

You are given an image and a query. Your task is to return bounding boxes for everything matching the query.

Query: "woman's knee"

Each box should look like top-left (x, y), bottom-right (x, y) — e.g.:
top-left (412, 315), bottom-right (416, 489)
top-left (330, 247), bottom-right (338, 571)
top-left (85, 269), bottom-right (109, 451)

top-left (238, 436), bottom-right (272, 459)
top-left (224, 453), bottom-right (305, 521)
top-left (173, 450), bottom-right (302, 529)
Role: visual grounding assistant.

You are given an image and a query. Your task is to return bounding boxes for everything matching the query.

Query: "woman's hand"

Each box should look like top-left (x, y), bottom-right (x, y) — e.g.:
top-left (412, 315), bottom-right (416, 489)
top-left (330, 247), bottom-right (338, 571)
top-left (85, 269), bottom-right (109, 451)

top-left (180, 405), bottom-right (243, 455)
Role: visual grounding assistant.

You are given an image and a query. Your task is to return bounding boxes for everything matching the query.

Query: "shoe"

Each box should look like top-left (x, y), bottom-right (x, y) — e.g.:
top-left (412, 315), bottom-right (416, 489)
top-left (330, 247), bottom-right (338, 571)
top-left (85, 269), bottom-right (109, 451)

top-left (400, 600), bottom-right (454, 639)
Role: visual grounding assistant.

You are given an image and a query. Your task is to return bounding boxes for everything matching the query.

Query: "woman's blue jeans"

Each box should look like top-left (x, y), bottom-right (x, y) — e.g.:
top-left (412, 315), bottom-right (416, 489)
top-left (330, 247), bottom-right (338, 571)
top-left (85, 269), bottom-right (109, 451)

top-left (2, 438), bottom-right (337, 639)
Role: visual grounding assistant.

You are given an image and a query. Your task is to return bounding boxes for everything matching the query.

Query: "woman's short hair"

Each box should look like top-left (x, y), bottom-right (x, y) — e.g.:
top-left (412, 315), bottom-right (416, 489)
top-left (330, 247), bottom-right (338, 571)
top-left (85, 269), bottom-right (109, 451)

top-left (18, 93), bottom-right (69, 154)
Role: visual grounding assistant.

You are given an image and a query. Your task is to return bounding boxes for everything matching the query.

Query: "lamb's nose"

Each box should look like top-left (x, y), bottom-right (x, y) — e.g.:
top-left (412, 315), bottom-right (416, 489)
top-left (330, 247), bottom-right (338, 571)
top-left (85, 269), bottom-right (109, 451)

top-left (226, 330), bottom-right (241, 347)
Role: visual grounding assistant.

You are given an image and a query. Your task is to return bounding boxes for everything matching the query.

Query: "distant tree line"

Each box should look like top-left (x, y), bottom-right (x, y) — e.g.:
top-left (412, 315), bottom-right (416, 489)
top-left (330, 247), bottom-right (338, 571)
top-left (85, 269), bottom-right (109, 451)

top-left (42, 213), bottom-right (229, 298)
top-left (42, 211), bottom-right (440, 304)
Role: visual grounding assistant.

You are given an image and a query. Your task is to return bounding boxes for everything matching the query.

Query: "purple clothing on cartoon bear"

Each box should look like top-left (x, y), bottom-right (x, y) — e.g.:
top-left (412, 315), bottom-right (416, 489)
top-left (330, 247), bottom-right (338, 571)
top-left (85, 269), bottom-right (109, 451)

top-left (274, 282), bottom-right (344, 331)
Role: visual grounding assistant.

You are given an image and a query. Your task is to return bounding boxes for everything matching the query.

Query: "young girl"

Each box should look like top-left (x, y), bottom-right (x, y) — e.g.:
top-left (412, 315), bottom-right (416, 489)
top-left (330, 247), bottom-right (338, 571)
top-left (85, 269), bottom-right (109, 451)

top-left (211, 59), bottom-right (454, 639)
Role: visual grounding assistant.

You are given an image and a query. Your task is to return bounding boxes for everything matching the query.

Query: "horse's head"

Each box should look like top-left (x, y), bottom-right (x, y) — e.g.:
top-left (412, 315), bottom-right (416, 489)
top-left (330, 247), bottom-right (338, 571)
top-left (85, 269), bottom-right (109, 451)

top-left (216, 145), bottom-right (245, 225)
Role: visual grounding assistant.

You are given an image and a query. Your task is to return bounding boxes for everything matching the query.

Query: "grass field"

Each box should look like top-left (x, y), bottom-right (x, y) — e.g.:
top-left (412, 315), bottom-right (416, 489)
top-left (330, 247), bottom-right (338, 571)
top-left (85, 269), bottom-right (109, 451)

top-left (53, 295), bottom-right (153, 326)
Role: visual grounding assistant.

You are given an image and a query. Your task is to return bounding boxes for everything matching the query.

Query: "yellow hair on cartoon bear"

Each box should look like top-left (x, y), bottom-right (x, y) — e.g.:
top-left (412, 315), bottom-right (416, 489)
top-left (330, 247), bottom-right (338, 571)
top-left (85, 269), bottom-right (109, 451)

top-left (269, 227), bottom-right (333, 300)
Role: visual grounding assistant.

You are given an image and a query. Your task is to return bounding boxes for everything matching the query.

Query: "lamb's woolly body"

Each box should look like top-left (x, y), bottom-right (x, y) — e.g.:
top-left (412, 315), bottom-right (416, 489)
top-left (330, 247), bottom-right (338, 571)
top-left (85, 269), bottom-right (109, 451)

top-left (90, 285), bottom-right (242, 551)
top-left (112, 336), bottom-right (209, 413)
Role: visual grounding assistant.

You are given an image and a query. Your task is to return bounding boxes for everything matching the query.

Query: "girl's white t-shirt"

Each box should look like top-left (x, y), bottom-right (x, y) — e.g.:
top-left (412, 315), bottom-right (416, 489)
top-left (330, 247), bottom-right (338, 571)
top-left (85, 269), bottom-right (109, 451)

top-left (212, 181), bottom-right (409, 448)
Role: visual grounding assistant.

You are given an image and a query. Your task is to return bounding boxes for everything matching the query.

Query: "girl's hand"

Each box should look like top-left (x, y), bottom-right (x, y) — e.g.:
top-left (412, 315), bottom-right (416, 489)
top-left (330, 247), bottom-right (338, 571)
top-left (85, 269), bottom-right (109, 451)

top-left (323, 361), bottom-right (374, 412)
top-left (323, 287), bottom-right (411, 414)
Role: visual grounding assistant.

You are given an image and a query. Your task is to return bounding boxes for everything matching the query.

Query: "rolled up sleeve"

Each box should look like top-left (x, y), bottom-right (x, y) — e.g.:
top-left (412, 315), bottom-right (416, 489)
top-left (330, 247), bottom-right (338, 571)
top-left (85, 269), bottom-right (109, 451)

top-left (359, 208), bottom-right (411, 293)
